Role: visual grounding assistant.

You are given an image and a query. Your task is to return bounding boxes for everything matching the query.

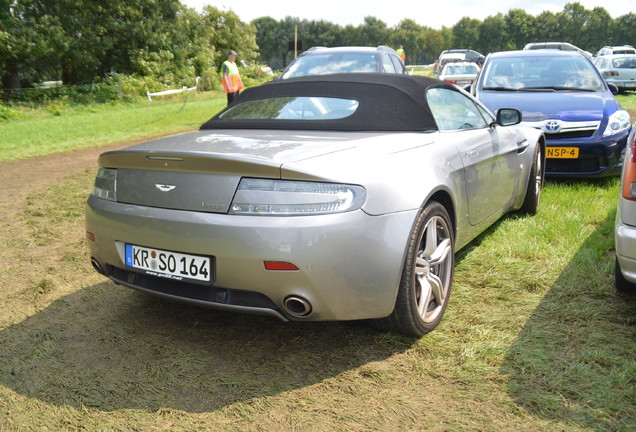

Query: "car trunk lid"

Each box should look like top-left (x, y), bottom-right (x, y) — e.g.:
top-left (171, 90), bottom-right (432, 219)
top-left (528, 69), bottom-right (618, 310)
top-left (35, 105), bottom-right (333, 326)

top-left (98, 129), bottom-right (362, 213)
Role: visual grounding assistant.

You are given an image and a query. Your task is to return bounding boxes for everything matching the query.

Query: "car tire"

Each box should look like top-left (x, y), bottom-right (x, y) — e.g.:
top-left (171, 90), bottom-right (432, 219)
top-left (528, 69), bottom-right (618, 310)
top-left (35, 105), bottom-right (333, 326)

top-left (384, 201), bottom-right (454, 337)
top-left (519, 144), bottom-right (544, 215)
top-left (615, 257), bottom-right (636, 293)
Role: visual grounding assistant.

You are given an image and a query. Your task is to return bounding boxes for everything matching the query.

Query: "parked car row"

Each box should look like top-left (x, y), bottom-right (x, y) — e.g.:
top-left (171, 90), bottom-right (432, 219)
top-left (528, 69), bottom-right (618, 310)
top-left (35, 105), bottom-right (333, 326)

top-left (436, 49), bottom-right (485, 74)
top-left (85, 43), bottom-right (634, 339)
top-left (451, 43), bottom-right (634, 294)
top-left (292, 43), bottom-right (633, 296)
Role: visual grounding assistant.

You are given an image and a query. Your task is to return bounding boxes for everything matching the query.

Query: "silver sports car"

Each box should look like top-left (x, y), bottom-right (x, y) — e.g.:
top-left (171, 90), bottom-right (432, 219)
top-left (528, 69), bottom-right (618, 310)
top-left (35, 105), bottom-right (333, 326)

top-left (86, 73), bottom-right (545, 337)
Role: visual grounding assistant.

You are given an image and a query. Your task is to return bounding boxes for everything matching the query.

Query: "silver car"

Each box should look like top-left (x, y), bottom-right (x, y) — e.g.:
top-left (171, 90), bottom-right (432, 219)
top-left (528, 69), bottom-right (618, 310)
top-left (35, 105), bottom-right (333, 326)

top-left (279, 46), bottom-right (406, 79)
top-left (523, 41), bottom-right (593, 58)
top-left (594, 45), bottom-right (636, 57)
top-left (593, 54), bottom-right (636, 94)
top-left (86, 74), bottom-right (545, 336)
top-left (438, 61), bottom-right (480, 86)
top-left (615, 123), bottom-right (636, 292)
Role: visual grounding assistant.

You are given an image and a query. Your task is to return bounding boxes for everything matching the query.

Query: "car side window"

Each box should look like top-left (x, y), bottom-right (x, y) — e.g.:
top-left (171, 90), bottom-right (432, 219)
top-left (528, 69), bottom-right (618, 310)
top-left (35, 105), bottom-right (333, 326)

top-left (382, 53), bottom-right (397, 73)
top-left (427, 88), bottom-right (490, 131)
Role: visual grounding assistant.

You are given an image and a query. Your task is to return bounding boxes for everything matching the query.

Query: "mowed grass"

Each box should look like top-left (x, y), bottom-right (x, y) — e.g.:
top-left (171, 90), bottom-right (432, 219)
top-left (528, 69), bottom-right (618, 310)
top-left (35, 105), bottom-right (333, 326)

top-left (0, 91), bottom-right (634, 431)
top-left (0, 91), bottom-right (227, 161)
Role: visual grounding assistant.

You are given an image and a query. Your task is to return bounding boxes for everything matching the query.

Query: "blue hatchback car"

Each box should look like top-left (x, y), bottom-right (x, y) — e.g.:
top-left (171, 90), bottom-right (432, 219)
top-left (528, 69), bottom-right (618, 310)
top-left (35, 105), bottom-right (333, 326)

top-left (472, 50), bottom-right (631, 177)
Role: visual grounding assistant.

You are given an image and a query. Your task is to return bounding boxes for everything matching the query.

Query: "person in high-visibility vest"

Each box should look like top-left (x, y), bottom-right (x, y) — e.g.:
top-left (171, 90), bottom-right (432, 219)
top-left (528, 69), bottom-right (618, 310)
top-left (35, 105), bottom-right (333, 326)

top-left (396, 45), bottom-right (406, 64)
top-left (222, 50), bottom-right (244, 105)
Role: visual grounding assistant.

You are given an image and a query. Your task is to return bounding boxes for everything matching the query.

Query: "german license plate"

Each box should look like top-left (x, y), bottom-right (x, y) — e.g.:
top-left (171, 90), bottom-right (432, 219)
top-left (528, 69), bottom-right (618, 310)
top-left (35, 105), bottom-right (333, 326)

top-left (547, 147), bottom-right (579, 159)
top-left (125, 244), bottom-right (211, 282)
top-left (626, 82), bottom-right (636, 88)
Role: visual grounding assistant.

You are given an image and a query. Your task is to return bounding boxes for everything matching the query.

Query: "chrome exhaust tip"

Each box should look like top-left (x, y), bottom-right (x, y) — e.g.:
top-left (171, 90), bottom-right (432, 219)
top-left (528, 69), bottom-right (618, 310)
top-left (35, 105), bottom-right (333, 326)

top-left (91, 258), bottom-right (105, 275)
top-left (283, 295), bottom-right (313, 317)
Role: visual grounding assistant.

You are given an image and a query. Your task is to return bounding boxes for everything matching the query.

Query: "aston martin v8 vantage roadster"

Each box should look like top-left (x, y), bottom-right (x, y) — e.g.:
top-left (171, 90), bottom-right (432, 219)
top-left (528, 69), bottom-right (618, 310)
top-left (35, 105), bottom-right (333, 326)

top-left (86, 73), bottom-right (545, 336)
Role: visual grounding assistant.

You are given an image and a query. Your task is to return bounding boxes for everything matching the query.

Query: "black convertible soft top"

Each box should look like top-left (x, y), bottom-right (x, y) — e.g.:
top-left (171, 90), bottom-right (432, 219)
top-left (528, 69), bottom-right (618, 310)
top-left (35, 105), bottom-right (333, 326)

top-left (201, 73), bottom-right (457, 132)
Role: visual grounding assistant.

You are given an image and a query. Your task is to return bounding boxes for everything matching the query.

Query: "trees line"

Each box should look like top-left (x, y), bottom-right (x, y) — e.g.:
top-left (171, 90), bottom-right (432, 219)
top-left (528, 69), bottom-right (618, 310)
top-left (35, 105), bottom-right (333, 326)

top-left (255, 2), bottom-right (635, 69)
top-left (1, 1), bottom-right (634, 100)
top-left (1, 0), bottom-right (259, 97)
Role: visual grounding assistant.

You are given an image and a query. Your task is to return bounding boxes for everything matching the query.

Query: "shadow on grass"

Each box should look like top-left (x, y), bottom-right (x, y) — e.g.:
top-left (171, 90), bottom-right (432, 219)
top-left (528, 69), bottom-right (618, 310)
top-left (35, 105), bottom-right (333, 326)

top-left (0, 282), bottom-right (414, 412)
top-left (501, 206), bottom-right (636, 429)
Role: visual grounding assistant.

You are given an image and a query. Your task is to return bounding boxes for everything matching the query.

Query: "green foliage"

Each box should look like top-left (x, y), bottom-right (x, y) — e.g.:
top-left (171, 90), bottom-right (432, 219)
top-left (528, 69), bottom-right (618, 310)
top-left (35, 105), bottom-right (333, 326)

top-left (115, 75), bottom-right (165, 99)
top-left (0, 102), bottom-right (22, 121)
top-left (239, 63), bottom-right (276, 88)
top-left (2, 0), bottom-right (635, 108)
top-left (4, 77), bottom-right (148, 105)
top-left (200, 6), bottom-right (259, 69)
top-left (505, 9), bottom-right (537, 50)
top-left (391, 19), bottom-right (428, 65)
top-left (0, 1), bottom-right (256, 99)
top-left (613, 13), bottom-right (636, 45)
top-left (452, 17), bottom-right (482, 51)
top-left (480, 14), bottom-right (510, 54)
top-left (253, 1), bottom-right (634, 68)
top-left (252, 16), bottom-right (285, 68)
top-left (357, 17), bottom-right (390, 47)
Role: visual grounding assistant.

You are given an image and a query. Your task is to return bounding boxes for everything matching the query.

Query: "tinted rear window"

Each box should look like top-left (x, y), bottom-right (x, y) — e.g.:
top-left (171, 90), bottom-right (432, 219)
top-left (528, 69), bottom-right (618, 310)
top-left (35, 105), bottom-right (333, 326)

top-left (282, 53), bottom-right (378, 78)
top-left (219, 97), bottom-right (359, 120)
top-left (613, 56), bottom-right (636, 68)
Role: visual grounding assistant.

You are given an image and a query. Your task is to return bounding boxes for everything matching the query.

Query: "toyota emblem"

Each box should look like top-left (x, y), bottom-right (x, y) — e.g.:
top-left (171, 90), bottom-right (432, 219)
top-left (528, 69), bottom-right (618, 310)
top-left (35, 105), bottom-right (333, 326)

top-left (544, 120), bottom-right (562, 133)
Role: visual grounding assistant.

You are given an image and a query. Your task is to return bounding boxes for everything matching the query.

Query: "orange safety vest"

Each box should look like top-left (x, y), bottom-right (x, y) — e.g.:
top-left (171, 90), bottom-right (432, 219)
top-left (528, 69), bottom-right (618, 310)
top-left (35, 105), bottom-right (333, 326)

top-left (222, 60), bottom-right (244, 93)
top-left (396, 48), bottom-right (405, 63)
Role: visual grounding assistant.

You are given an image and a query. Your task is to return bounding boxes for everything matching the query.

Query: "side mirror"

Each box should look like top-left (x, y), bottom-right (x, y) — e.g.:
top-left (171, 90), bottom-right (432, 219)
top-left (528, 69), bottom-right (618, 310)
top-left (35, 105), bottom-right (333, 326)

top-left (496, 108), bottom-right (522, 126)
top-left (608, 83), bottom-right (620, 95)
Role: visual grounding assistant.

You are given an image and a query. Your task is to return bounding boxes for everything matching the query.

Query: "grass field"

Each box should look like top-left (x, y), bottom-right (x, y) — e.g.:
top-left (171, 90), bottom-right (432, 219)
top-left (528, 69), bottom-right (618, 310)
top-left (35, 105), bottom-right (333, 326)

top-left (0, 89), bottom-right (634, 431)
top-left (0, 91), bottom-right (227, 162)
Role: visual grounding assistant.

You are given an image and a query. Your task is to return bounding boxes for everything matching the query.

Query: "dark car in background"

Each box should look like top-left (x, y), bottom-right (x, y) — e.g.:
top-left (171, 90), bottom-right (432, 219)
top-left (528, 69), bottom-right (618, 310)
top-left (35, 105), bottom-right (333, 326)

top-left (436, 49), bottom-right (485, 74)
top-left (279, 46), bottom-right (406, 79)
top-left (472, 50), bottom-right (631, 178)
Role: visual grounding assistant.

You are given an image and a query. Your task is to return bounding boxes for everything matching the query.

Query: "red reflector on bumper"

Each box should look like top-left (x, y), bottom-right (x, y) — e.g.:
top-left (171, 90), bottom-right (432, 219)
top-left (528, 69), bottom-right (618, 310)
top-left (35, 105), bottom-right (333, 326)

top-left (264, 261), bottom-right (299, 271)
top-left (86, 231), bottom-right (95, 241)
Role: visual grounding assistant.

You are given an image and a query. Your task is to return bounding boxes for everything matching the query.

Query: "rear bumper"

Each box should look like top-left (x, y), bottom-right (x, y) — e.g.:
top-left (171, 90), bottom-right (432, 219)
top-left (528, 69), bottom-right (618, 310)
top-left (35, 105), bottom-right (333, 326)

top-left (616, 218), bottom-right (636, 284)
top-left (606, 79), bottom-right (636, 91)
top-left (86, 195), bottom-right (417, 322)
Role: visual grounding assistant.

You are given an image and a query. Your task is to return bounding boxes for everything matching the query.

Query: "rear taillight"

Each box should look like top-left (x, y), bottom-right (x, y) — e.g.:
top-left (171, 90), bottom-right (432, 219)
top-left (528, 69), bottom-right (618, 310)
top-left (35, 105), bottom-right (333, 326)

top-left (621, 128), bottom-right (636, 200)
